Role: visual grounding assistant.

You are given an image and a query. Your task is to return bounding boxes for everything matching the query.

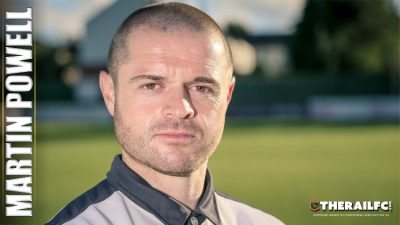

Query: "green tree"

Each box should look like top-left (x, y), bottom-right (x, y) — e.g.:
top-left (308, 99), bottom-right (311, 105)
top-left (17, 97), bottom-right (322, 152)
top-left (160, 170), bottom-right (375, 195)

top-left (290, 0), bottom-right (399, 75)
top-left (226, 22), bottom-right (249, 39)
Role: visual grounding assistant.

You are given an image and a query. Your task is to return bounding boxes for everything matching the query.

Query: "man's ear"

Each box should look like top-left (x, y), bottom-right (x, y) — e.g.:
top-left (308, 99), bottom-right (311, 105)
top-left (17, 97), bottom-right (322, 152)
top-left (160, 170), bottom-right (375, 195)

top-left (99, 70), bottom-right (115, 116)
top-left (226, 76), bottom-right (235, 104)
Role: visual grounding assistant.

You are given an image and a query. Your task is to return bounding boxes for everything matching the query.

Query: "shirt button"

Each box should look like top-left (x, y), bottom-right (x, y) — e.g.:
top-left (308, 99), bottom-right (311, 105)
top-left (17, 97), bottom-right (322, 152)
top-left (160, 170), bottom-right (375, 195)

top-left (190, 216), bottom-right (198, 225)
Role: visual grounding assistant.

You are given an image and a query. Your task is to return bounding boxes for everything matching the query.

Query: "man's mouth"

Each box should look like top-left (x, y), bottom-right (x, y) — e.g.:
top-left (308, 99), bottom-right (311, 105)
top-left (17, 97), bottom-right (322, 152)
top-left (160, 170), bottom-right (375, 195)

top-left (153, 131), bottom-right (196, 142)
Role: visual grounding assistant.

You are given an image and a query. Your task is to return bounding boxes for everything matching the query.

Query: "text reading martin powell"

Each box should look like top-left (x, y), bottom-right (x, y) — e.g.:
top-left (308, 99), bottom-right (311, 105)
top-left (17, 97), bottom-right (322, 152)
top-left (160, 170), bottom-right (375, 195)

top-left (2, 7), bottom-right (35, 218)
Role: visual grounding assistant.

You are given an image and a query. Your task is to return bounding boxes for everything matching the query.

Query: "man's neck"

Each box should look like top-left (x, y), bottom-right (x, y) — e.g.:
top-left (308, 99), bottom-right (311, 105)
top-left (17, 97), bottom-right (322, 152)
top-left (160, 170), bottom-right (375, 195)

top-left (122, 153), bottom-right (207, 209)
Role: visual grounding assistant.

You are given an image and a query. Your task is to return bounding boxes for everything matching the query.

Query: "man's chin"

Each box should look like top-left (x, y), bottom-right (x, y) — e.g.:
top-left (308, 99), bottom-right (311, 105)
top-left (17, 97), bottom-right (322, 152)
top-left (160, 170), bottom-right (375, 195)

top-left (144, 159), bottom-right (197, 177)
top-left (151, 142), bottom-right (198, 159)
top-left (153, 167), bottom-right (195, 177)
top-left (146, 154), bottom-right (203, 177)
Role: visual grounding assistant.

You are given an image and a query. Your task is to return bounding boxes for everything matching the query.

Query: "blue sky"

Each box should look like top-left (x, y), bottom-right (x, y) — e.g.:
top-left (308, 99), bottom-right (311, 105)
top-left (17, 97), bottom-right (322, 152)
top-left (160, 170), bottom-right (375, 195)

top-left (34, 0), bottom-right (400, 45)
top-left (34, 0), bottom-right (306, 45)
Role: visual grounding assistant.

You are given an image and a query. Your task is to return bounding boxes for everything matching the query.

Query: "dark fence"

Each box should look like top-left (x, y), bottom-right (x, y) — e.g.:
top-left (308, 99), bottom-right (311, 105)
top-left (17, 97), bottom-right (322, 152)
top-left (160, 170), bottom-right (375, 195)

top-left (228, 75), bottom-right (399, 116)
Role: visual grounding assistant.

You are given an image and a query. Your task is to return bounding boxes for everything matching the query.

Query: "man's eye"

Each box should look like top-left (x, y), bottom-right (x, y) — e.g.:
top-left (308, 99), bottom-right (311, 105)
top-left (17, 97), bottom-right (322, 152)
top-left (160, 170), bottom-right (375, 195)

top-left (194, 86), bottom-right (212, 94)
top-left (143, 83), bottom-right (161, 90)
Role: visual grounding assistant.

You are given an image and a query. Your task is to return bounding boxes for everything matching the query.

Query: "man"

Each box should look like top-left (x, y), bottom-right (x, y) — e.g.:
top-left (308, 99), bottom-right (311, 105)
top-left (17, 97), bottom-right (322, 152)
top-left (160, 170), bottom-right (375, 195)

top-left (47, 2), bottom-right (284, 225)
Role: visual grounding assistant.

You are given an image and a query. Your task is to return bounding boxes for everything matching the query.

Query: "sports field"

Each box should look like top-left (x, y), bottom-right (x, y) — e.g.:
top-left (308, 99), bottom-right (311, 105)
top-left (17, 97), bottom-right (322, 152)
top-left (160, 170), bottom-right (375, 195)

top-left (33, 119), bottom-right (398, 225)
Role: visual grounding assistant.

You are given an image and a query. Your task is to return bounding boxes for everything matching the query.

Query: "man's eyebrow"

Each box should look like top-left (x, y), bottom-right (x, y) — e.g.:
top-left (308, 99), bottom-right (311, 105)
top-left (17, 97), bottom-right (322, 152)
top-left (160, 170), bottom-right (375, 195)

top-left (129, 75), bottom-right (220, 88)
top-left (129, 75), bottom-right (165, 83)
top-left (191, 76), bottom-right (220, 87)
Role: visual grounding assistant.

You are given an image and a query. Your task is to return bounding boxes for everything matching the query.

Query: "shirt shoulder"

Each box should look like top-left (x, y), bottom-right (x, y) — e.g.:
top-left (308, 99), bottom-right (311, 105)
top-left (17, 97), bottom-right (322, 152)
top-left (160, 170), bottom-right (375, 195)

top-left (46, 179), bottom-right (117, 225)
top-left (215, 192), bottom-right (285, 225)
top-left (46, 179), bottom-right (165, 225)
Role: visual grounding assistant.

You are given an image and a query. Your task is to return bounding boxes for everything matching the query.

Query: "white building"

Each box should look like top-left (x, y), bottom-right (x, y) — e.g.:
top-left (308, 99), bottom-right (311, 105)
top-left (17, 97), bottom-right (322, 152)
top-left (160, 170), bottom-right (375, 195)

top-left (76, 0), bottom-right (151, 104)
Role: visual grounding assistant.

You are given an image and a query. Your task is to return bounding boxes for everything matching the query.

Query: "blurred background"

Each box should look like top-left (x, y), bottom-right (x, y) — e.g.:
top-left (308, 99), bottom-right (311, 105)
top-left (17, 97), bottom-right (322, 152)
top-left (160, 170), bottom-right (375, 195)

top-left (2, 0), bottom-right (399, 224)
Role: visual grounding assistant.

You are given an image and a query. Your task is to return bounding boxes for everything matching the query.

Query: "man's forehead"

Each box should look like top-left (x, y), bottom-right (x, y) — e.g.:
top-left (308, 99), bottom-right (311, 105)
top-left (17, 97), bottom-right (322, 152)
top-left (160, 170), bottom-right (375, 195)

top-left (116, 26), bottom-right (232, 82)
top-left (126, 27), bottom-right (225, 57)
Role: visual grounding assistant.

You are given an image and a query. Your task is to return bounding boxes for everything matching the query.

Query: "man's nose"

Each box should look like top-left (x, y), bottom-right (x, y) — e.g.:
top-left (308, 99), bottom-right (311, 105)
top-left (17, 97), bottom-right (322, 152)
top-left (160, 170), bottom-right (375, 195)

top-left (163, 87), bottom-right (195, 119)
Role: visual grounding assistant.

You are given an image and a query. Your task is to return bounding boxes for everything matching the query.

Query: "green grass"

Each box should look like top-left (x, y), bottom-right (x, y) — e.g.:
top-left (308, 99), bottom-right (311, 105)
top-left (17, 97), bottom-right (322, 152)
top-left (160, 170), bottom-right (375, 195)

top-left (14, 120), bottom-right (399, 224)
top-left (211, 122), bottom-right (399, 225)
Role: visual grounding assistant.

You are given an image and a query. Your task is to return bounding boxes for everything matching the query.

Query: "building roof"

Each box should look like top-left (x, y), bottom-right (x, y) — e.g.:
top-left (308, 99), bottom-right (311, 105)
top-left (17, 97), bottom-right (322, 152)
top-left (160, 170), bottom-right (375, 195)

top-left (78, 0), bottom-right (150, 68)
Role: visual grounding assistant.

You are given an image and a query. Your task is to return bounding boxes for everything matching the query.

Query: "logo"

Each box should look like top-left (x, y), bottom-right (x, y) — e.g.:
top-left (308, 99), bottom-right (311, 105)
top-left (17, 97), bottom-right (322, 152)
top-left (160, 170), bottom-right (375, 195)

top-left (310, 200), bottom-right (321, 212)
top-left (310, 200), bottom-right (392, 212)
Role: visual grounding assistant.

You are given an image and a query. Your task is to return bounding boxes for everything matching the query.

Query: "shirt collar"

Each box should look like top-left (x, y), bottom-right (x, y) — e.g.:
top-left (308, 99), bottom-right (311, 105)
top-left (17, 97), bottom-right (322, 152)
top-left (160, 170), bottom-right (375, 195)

top-left (107, 155), bottom-right (221, 225)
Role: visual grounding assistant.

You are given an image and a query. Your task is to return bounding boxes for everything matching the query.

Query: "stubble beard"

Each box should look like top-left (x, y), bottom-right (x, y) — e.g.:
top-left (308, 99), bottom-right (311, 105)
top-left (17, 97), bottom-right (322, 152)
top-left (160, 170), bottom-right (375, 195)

top-left (113, 103), bottom-right (224, 177)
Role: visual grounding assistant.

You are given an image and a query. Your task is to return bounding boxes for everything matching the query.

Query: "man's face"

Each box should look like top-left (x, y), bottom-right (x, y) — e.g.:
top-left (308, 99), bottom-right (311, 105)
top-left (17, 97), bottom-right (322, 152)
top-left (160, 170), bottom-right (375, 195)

top-left (100, 28), bottom-right (234, 176)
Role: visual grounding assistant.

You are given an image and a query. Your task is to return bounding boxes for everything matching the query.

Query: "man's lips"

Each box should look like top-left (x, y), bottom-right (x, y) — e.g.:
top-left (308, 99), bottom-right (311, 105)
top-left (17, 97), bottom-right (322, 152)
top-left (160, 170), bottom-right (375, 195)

top-left (153, 131), bottom-right (196, 141)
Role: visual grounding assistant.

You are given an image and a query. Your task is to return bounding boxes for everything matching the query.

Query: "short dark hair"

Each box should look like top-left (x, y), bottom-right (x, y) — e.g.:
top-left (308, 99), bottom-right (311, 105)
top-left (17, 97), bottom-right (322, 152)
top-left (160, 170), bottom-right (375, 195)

top-left (107, 2), bottom-right (232, 82)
